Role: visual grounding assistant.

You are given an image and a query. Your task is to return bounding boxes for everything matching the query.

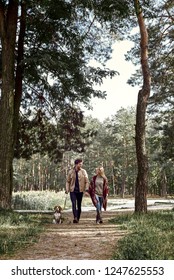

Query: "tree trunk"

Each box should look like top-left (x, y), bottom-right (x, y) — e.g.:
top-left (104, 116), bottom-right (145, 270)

top-left (134, 1), bottom-right (151, 213)
top-left (0, 1), bottom-right (19, 208)
top-left (0, 1), bottom-right (25, 209)
top-left (160, 170), bottom-right (167, 197)
top-left (121, 174), bottom-right (126, 198)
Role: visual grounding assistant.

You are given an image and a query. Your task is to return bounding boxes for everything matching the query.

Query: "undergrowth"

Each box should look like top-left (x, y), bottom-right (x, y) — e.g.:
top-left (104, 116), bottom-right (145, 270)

top-left (110, 210), bottom-right (174, 260)
top-left (0, 209), bottom-right (47, 257)
top-left (12, 190), bottom-right (92, 210)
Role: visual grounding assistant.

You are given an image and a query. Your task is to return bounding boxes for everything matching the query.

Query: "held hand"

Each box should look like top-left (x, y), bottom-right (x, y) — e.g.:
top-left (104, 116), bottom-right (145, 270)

top-left (84, 191), bottom-right (90, 197)
top-left (65, 190), bottom-right (68, 194)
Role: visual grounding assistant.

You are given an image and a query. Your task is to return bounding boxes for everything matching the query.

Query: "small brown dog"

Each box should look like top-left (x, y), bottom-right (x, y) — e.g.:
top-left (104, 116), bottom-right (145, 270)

top-left (53, 205), bottom-right (63, 224)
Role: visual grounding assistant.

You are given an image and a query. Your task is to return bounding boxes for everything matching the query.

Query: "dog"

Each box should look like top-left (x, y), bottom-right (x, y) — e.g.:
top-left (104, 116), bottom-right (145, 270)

top-left (53, 205), bottom-right (63, 224)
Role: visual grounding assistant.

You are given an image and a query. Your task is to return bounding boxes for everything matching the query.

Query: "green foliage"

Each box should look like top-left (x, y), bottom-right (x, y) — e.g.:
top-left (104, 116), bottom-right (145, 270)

top-left (13, 106), bottom-right (174, 196)
top-left (111, 211), bottom-right (174, 259)
top-left (1, 0), bottom-right (128, 209)
top-left (0, 210), bottom-right (43, 256)
top-left (12, 191), bottom-right (68, 210)
top-left (127, 0), bottom-right (174, 114)
top-left (12, 190), bottom-right (92, 210)
top-left (14, 106), bottom-right (92, 162)
top-left (0, 0), bottom-right (124, 162)
top-left (161, 120), bottom-right (174, 161)
top-left (127, 1), bottom-right (173, 191)
top-left (114, 228), bottom-right (173, 260)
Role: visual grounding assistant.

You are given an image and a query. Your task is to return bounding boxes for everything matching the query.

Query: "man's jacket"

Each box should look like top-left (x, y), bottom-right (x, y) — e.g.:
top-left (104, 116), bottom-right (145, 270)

top-left (66, 168), bottom-right (89, 193)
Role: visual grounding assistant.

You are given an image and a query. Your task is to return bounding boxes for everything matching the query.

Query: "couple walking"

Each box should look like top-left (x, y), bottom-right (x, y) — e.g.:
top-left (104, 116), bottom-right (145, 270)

top-left (65, 158), bottom-right (109, 224)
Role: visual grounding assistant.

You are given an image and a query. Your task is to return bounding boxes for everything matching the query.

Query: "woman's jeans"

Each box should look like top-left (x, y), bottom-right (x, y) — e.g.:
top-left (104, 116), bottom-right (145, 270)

top-left (70, 191), bottom-right (83, 221)
top-left (95, 194), bottom-right (103, 222)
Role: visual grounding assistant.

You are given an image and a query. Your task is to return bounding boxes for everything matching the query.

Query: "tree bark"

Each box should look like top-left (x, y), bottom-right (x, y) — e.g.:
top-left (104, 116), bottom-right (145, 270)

top-left (160, 169), bottom-right (167, 197)
top-left (134, 1), bottom-right (151, 213)
top-left (0, 1), bottom-right (23, 209)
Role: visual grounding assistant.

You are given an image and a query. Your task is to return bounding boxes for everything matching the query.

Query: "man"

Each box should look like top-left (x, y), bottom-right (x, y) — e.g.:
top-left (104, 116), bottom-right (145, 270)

top-left (65, 158), bottom-right (89, 223)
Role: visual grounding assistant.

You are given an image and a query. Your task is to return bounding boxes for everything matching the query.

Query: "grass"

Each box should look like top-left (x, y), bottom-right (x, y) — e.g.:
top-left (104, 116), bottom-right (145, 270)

top-left (12, 190), bottom-right (92, 210)
top-left (3, 191), bottom-right (174, 259)
top-left (0, 209), bottom-right (48, 258)
top-left (12, 190), bottom-right (67, 210)
top-left (110, 209), bottom-right (174, 260)
top-left (1, 190), bottom-right (92, 258)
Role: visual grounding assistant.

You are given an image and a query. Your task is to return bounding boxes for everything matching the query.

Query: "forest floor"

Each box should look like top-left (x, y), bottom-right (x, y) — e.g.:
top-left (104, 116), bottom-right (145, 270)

top-left (3, 210), bottom-right (127, 260)
top-left (2, 198), bottom-right (174, 260)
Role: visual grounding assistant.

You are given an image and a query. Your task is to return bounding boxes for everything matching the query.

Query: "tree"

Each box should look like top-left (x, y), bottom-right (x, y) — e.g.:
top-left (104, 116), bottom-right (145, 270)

top-left (134, 0), bottom-right (151, 213)
top-left (126, 1), bottom-right (174, 127)
top-left (148, 0), bottom-right (174, 112)
top-left (127, 1), bottom-right (173, 104)
top-left (14, 106), bottom-right (95, 162)
top-left (0, 0), bottom-right (130, 209)
top-left (121, 0), bottom-right (174, 202)
top-left (0, 0), bottom-right (19, 208)
top-left (107, 107), bottom-right (137, 197)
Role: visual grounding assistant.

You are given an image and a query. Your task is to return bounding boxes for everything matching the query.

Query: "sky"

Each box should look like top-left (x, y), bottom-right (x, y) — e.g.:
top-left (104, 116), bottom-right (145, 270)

top-left (83, 40), bottom-right (140, 121)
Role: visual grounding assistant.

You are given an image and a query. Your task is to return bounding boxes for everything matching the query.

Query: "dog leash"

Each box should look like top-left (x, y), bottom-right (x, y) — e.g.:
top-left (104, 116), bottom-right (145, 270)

top-left (63, 193), bottom-right (68, 210)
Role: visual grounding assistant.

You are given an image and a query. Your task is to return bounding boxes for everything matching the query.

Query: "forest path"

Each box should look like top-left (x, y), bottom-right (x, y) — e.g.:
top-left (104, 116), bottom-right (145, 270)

top-left (3, 199), bottom-right (173, 260)
top-left (5, 210), bottom-right (127, 260)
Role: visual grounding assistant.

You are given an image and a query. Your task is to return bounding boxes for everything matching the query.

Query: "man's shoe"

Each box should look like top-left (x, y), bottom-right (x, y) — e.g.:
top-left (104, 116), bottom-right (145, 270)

top-left (73, 218), bottom-right (78, 223)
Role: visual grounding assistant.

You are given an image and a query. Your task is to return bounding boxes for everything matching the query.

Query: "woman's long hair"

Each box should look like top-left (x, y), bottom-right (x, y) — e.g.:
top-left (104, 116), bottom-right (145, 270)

top-left (96, 166), bottom-right (107, 180)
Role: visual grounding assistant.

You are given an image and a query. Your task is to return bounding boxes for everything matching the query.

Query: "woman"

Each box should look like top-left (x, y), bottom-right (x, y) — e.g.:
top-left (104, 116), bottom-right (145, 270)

top-left (89, 166), bottom-right (109, 224)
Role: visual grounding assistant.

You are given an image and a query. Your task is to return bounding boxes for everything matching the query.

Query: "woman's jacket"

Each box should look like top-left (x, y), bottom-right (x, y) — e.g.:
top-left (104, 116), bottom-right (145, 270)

top-left (89, 175), bottom-right (109, 210)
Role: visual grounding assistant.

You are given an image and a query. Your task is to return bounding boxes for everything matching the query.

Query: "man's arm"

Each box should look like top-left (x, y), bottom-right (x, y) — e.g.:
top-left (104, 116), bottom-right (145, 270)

top-left (83, 169), bottom-right (89, 191)
top-left (65, 171), bottom-right (71, 193)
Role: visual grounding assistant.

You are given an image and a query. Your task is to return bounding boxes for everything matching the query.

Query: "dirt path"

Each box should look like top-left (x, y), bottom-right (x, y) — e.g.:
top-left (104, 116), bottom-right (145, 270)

top-left (6, 210), bottom-right (127, 260)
